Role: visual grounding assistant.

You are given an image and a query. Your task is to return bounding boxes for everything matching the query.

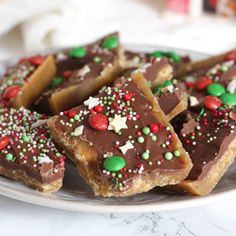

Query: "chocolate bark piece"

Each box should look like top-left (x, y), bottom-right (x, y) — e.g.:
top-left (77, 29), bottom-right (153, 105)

top-left (171, 107), bottom-right (236, 195)
top-left (35, 33), bottom-right (124, 114)
top-left (124, 50), bottom-right (191, 78)
top-left (119, 58), bottom-right (173, 89)
top-left (154, 80), bottom-right (188, 121)
top-left (118, 61), bottom-right (185, 120)
top-left (182, 50), bottom-right (236, 109)
top-left (0, 55), bottom-right (56, 109)
top-left (48, 71), bottom-right (192, 197)
top-left (0, 107), bottom-right (65, 192)
top-left (54, 32), bottom-right (123, 76)
top-left (183, 49), bottom-right (236, 77)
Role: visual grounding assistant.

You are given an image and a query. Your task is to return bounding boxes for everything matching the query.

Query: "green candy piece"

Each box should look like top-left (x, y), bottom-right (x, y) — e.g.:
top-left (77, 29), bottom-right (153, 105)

top-left (74, 114), bottom-right (80, 121)
top-left (6, 153), bottom-right (13, 161)
top-left (220, 93), bottom-right (236, 106)
top-left (69, 47), bottom-right (87, 58)
top-left (103, 155), bottom-right (126, 172)
top-left (142, 127), bottom-right (150, 135)
top-left (102, 36), bottom-right (118, 49)
top-left (49, 77), bottom-right (64, 88)
top-left (22, 135), bottom-right (30, 142)
top-left (142, 152), bottom-right (149, 160)
top-left (164, 152), bottom-right (173, 160)
top-left (164, 51), bottom-right (181, 62)
top-left (207, 83), bottom-right (225, 97)
top-left (152, 80), bottom-right (172, 94)
top-left (174, 150), bottom-right (180, 157)
top-left (137, 136), bottom-right (144, 143)
top-left (93, 56), bottom-right (101, 63)
top-left (150, 51), bottom-right (164, 58)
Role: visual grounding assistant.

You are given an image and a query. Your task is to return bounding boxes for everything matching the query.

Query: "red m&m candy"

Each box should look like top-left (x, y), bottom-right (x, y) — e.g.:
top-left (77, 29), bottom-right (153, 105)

top-left (195, 77), bottom-right (212, 91)
top-left (28, 55), bottom-right (45, 65)
top-left (3, 86), bottom-right (21, 100)
top-left (149, 124), bottom-right (159, 133)
top-left (204, 95), bottom-right (222, 110)
top-left (89, 114), bottom-right (108, 131)
top-left (0, 136), bottom-right (10, 150)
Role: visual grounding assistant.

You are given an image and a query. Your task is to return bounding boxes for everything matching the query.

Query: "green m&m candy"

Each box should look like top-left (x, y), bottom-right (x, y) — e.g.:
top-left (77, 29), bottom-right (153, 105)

top-left (102, 35), bottom-right (118, 49)
top-left (165, 51), bottom-right (181, 62)
top-left (103, 155), bottom-right (126, 172)
top-left (152, 80), bottom-right (172, 94)
top-left (220, 93), bottom-right (236, 106)
top-left (49, 77), bottom-right (64, 89)
top-left (69, 47), bottom-right (87, 58)
top-left (150, 51), bottom-right (164, 58)
top-left (207, 83), bottom-right (225, 97)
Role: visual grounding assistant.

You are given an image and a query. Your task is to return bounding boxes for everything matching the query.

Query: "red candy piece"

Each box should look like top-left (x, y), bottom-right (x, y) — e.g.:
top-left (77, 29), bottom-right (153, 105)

top-left (68, 110), bottom-right (77, 118)
top-left (0, 136), bottom-right (10, 150)
top-left (204, 95), bottom-right (222, 110)
top-left (123, 94), bottom-right (132, 101)
top-left (185, 82), bottom-right (194, 89)
top-left (224, 51), bottom-right (236, 62)
top-left (89, 113), bottom-right (108, 131)
top-left (149, 123), bottom-right (159, 133)
top-left (3, 85), bottom-right (21, 100)
top-left (28, 55), bottom-right (45, 65)
top-left (195, 77), bottom-right (212, 91)
top-left (94, 105), bottom-right (103, 113)
top-left (62, 70), bottom-right (73, 79)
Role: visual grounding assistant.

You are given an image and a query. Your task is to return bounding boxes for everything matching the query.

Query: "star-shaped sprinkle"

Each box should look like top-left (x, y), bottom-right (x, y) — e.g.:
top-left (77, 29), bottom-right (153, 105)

top-left (84, 96), bottom-right (100, 109)
top-left (38, 156), bottom-right (53, 164)
top-left (77, 65), bottom-right (90, 77)
top-left (32, 119), bottom-right (47, 128)
top-left (119, 140), bottom-right (134, 154)
top-left (108, 114), bottom-right (128, 133)
top-left (71, 125), bottom-right (84, 136)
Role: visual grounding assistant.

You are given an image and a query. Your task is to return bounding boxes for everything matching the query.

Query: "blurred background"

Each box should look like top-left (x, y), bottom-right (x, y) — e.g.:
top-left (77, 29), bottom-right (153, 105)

top-left (0, 0), bottom-right (236, 60)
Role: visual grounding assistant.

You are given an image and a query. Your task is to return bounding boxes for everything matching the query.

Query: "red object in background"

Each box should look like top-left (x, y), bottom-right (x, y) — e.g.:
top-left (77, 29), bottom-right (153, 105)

top-left (167, 0), bottom-right (189, 14)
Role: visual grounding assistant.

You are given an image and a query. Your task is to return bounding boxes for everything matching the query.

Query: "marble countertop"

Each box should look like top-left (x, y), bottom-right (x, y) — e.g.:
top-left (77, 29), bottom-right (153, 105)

top-left (0, 194), bottom-right (235, 236)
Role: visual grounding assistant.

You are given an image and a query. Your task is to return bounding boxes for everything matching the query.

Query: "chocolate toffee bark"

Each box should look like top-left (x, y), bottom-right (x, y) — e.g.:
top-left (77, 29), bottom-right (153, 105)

top-left (153, 80), bottom-right (187, 121)
top-left (35, 33), bottom-right (124, 114)
top-left (0, 55), bottom-right (56, 109)
top-left (171, 106), bottom-right (236, 195)
top-left (48, 72), bottom-right (192, 197)
top-left (54, 32), bottom-right (124, 76)
top-left (182, 49), bottom-right (236, 109)
top-left (165, 50), bottom-right (236, 195)
top-left (122, 61), bottom-right (186, 120)
top-left (0, 108), bottom-right (65, 192)
top-left (124, 50), bottom-right (191, 78)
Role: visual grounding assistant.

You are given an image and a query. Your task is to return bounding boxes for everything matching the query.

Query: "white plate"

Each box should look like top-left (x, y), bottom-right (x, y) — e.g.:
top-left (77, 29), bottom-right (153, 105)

top-left (0, 45), bottom-right (235, 213)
